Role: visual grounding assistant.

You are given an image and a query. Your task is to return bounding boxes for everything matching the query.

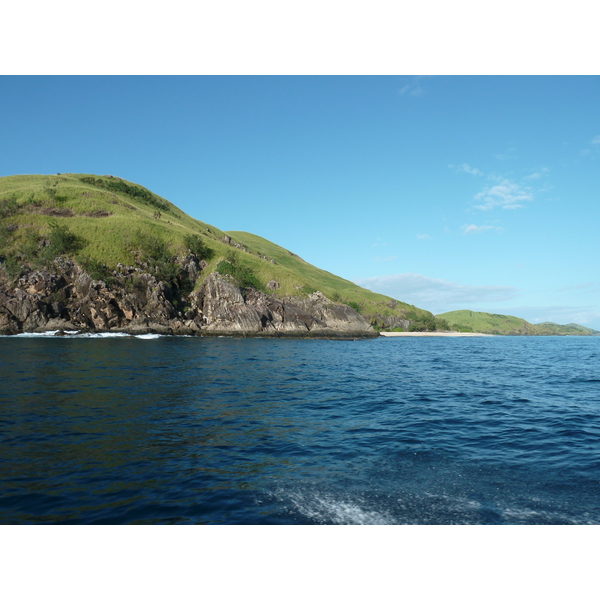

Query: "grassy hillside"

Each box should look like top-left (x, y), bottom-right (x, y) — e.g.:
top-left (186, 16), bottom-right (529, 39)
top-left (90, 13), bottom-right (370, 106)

top-left (0, 173), bottom-right (437, 328)
top-left (437, 310), bottom-right (599, 336)
top-left (226, 231), bottom-right (429, 322)
top-left (0, 174), bottom-right (228, 267)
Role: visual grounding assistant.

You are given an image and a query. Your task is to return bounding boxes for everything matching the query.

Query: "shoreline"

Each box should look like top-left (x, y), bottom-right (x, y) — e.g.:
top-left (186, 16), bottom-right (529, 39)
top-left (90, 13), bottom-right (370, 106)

top-left (379, 331), bottom-right (493, 337)
top-left (0, 327), bottom-right (379, 340)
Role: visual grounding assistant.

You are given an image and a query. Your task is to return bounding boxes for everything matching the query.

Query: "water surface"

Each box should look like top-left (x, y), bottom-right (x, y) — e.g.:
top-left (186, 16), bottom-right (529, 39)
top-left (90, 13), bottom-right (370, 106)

top-left (1, 335), bottom-right (598, 524)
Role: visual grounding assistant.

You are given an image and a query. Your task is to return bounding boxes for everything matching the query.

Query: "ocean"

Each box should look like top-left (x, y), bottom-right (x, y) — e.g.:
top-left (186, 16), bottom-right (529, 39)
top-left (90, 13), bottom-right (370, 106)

top-left (1, 333), bottom-right (598, 524)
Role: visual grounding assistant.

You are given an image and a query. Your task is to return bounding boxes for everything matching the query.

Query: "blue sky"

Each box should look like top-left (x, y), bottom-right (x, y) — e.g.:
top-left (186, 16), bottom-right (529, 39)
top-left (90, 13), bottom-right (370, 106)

top-left (1, 76), bottom-right (599, 328)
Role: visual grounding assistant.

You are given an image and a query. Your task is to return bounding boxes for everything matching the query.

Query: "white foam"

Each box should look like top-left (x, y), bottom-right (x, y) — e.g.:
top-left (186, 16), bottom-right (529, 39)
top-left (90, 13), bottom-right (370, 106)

top-left (10, 331), bottom-right (163, 339)
top-left (59, 332), bottom-right (128, 338)
top-left (501, 506), bottom-right (599, 524)
top-left (14, 330), bottom-right (62, 337)
top-left (280, 490), bottom-right (395, 525)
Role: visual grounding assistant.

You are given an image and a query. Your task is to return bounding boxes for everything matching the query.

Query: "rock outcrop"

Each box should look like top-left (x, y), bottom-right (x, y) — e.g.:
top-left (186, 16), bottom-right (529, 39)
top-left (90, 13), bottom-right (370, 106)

top-left (0, 259), bottom-right (377, 338)
top-left (368, 314), bottom-right (410, 332)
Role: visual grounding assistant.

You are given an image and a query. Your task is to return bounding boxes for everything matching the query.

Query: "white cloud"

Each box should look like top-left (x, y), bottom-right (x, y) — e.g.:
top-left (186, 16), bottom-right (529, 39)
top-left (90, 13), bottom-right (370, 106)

top-left (450, 163), bottom-right (482, 176)
top-left (473, 179), bottom-right (533, 210)
top-left (353, 273), bottom-right (518, 314)
top-left (461, 224), bottom-right (503, 235)
top-left (450, 164), bottom-right (543, 213)
top-left (592, 135), bottom-right (600, 144)
top-left (417, 233), bottom-right (431, 240)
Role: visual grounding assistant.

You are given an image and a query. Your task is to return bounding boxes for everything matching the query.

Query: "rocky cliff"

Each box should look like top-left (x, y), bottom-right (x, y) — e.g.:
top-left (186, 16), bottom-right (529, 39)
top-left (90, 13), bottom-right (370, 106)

top-left (0, 256), bottom-right (377, 338)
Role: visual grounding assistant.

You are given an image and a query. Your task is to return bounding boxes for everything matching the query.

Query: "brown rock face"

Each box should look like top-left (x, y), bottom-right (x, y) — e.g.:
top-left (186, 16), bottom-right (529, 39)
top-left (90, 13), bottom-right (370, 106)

top-left (0, 260), bottom-right (377, 338)
top-left (195, 281), bottom-right (374, 337)
top-left (193, 273), bottom-right (263, 333)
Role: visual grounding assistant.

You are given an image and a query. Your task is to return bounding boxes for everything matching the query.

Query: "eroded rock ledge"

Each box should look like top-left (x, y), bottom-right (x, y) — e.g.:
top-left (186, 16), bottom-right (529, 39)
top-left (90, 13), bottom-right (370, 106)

top-left (0, 259), bottom-right (377, 339)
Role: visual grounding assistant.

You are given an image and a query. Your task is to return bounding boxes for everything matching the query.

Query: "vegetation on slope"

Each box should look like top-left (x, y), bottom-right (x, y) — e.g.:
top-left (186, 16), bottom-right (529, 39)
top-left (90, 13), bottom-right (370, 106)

top-left (437, 310), bottom-right (599, 336)
top-left (225, 231), bottom-right (444, 329)
top-left (0, 173), bottom-right (440, 330)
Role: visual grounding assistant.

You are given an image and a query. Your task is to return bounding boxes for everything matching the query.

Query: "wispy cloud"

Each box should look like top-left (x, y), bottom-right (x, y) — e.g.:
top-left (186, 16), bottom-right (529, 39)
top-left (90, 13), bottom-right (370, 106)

top-left (417, 234), bottom-right (431, 240)
top-left (580, 135), bottom-right (600, 156)
top-left (353, 273), bottom-right (518, 314)
top-left (461, 224), bottom-right (503, 235)
top-left (449, 163), bottom-right (482, 176)
top-left (495, 148), bottom-right (517, 161)
top-left (557, 281), bottom-right (599, 293)
top-left (473, 178), bottom-right (533, 210)
top-left (525, 167), bottom-right (550, 180)
top-left (398, 76), bottom-right (426, 97)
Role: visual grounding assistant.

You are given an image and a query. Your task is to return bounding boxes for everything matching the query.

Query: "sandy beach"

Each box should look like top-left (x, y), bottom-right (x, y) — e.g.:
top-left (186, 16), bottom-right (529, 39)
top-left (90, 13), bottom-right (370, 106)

top-left (379, 331), bottom-right (493, 337)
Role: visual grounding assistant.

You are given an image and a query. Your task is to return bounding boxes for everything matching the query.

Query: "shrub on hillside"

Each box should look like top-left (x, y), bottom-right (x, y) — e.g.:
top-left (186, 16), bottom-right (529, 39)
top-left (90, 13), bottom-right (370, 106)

top-left (216, 251), bottom-right (264, 292)
top-left (0, 256), bottom-right (21, 281)
top-left (80, 177), bottom-right (170, 213)
top-left (183, 234), bottom-right (213, 261)
top-left (405, 311), bottom-right (437, 332)
top-left (16, 229), bottom-right (43, 263)
top-left (129, 229), bottom-right (171, 263)
top-left (128, 228), bottom-right (195, 293)
top-left (0, 223), bottom-right (86, 280)
top-left (434, 317), bottom-right (450, 331)
top-left (78, 257), bottom-right (116, 286)
top-left (0, 225), bottom-right (13, 255)
top-left (0, 196), bottom-right (19, 219)
top-left (346, 301), bottom-right (362, 314)
top-left (41, 222), bottom-right (86, 261)
top-left (299, 285), bottom-right (317, 296)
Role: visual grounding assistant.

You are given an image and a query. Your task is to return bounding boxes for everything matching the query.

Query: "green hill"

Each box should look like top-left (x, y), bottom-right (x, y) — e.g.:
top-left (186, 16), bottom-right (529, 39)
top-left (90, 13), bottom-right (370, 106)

top-left (0, 173), bottom-right (438, 331)
top-left (533, 322), bottom-right (600, 336)
top-left (437, 310), bottom-right (599, 336)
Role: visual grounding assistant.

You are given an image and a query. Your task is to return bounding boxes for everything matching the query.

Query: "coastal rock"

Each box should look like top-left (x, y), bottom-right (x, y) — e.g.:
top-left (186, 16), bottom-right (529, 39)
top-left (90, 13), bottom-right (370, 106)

top-left (0, 260), bottom-right (377, 338)
top-left (177, 253), bottom-right (201, 284)
top-left (195, 273), bottom-right (263, 333)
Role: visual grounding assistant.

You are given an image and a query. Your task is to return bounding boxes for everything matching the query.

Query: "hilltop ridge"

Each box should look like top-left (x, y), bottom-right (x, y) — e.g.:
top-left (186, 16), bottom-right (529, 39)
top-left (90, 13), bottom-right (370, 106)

top-left (437, 310), bottom-right (599, 336)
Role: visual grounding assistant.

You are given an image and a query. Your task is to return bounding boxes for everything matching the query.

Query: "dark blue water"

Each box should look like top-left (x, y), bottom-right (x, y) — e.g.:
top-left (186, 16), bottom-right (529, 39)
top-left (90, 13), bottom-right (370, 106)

top-left (1, 334), bottom-right (599, 524)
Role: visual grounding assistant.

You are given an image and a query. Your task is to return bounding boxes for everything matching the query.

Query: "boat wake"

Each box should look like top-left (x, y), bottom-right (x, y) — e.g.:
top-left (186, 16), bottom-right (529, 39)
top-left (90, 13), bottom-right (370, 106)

top-left (270, 488), bottom-right (396, 525)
